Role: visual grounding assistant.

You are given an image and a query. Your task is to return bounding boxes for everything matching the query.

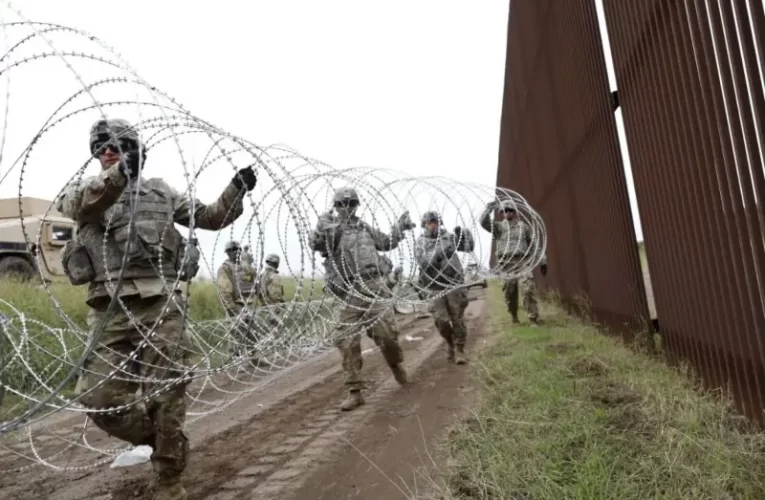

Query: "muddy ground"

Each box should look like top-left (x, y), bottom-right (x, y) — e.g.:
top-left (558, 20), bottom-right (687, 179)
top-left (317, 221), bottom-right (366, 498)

top-left (0, 289), bottom-right (491, 500)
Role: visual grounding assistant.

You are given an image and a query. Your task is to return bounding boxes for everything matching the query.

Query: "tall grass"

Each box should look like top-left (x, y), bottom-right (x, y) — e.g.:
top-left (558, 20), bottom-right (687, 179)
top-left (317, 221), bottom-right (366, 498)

top-left (0, 275), bottom-right (324, 418)
top-left (433, 284), bottom-right (765, 499)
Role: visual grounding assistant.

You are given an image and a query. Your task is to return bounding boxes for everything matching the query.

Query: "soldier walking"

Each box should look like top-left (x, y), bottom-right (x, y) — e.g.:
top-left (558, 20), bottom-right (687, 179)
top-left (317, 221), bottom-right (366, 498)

top-left (479, 200), bottom-right (547, 325)
top-left (309, 187), bottom-right (415, 411)
top-left (58, 117), bottom-right (256, 500)
top-left (415, 211), bottom-right (474, 364)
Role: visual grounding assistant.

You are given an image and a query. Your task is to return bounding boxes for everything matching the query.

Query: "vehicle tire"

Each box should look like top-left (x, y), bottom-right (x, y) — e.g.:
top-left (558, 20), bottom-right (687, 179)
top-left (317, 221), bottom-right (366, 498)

top-left (0, 255), bottom-right (35, 281)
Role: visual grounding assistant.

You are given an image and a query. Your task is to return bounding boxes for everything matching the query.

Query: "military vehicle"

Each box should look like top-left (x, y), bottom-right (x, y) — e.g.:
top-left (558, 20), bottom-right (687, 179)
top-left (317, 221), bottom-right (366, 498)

top-left (0, 197), bottom-right (74, 282)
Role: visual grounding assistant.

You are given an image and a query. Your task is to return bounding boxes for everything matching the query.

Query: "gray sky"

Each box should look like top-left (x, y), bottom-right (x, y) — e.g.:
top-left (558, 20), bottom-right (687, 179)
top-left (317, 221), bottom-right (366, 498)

top-left (0, 0), bottom-right (645, 278)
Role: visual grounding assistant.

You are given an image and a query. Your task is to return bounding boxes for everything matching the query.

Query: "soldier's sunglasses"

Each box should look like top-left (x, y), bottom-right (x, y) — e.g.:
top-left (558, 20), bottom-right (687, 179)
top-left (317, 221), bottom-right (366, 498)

top-left (334, 200), bottom-right (359, 208)
top-left (91, 136), bottom-right (138, 157)
top-left (503, 208), bottom-right (516, 214)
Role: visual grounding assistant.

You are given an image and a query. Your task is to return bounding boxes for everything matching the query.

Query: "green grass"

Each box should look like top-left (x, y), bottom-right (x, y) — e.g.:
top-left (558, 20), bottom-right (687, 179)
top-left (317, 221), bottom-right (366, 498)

top-left (437, 283), bottom-right (765, 499)
top-left (638, 241), bottom-right (648, 272)
top-left (0, 275), bottom-right (323, 420)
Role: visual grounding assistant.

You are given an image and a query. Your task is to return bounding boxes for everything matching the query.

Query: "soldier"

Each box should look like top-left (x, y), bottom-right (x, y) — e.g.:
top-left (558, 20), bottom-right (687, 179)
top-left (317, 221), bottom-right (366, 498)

top-left (217, 241), bottom-right (261, 360)
top-left (415, 211), bottom-right (474, 364)
top-left (257, 253), bottom-right (285, 327)
top-left (479, 200), bottom-right (547, 325)
top-left (241, 245), bottom-right (255, 281)
top-left (258, 254), bottom-right (285, 305)
top-left (241, 245), bottom-right (254, 267)
top-left (309, 186), bottom-right (415, 411)
top-left (58, 117), bottom-right (256, 500)
top-left (217, 241), bottom-right (255, 317)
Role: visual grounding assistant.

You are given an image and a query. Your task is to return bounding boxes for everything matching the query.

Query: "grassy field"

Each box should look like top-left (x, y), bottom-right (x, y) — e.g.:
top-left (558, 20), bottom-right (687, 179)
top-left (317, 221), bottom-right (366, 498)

top-left (0, 276), bottom-right (323, 326)
top-left (0, 276), bottom-right (323, 420)
top-left (437, 283), bottom-right (765, 499)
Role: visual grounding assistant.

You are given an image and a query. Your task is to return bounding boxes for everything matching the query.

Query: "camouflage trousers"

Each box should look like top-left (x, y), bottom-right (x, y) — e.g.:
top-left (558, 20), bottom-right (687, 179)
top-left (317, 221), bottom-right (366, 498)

top-left (333, 278), bottom-right (404, 391)
top-left (430, 288), bottom-right (469, 347)
top-left (502, 272), bottom-right (539, 321)
top-left (225, 303), bottom-right (261, 357)
top-left (76, 293), bottom-right (190, 481)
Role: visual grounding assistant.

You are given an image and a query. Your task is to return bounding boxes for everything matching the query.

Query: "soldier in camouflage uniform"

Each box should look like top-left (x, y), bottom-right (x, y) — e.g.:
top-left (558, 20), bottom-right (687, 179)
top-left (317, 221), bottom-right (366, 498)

top-left (309, 186), bottom-right (416, 411)
top-left (257, 253), bottom-right (285, 327)
top-left (479, 200), bottom-right (547, 325)
top-left (415, 211), bottom-right (474, 364)
top-left (217, 240), bottom-right (262, 359)
top-left (258, 254), bottom-right (285, 305)
top-left (58, 118), bottom-right (256, 500)
top-left (217, 240), bottom-right (256, 317)
top-left (241, 245), bottom-right (254, 270)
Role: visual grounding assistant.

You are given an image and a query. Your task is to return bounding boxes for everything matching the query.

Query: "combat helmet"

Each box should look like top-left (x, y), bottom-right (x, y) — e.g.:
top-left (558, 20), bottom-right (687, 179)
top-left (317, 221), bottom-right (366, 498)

top-left (224, 241), bottom-right (241, 253)
top-left (265, 253), bottom-right (280, 267)
top-left (499, 200), bottom-right (517, 213)
top-left (421, 210), bottom-right (441, 227)
top-left (333, 186), bottom-right (360, 206)
top-left (89, 117), bottom-right (142, 157)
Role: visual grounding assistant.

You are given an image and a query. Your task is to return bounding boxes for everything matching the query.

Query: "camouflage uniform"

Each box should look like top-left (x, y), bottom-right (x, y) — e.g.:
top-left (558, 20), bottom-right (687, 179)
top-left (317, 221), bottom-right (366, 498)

top-left (309, 187), bottom-right (415, 411)
top-left (241, 245), bottom-right (254, 270)
top-left (258, 254), bottom-right (285, 327)
top-left (479, 201), bottom-right (547, 324)
top-left (379, 254), bottom-right (403, 290)
top-left (217, 241), bottom-right (256, 316)
top-left (217, 241), bottom-right (260, 357)
top-left (58, 118), bottom-right (254, 500)
top-left (415, 211), bottom-right (475, 364)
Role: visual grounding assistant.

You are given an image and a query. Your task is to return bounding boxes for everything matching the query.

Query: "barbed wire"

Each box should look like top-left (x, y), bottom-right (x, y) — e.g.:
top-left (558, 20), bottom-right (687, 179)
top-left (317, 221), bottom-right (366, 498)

top-left (0, 11), bottom-right (546, 475)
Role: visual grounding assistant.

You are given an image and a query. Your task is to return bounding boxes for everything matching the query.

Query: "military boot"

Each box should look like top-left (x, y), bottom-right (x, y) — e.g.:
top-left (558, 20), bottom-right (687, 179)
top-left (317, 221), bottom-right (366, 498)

top-left (390, 363), bottom-right (408, 385)
top-left (529, 317), bottom-right (540, 327)
top-left (153, 478), bottom-right (187, 500)
top-left (511, 313), bottom-right (520, 325)
top-left (447, 344), bottom-right (456, 363)
top-left (340, 390), bottom-right (365, 411)
top-left (454, 345), bottom-right (468, 365)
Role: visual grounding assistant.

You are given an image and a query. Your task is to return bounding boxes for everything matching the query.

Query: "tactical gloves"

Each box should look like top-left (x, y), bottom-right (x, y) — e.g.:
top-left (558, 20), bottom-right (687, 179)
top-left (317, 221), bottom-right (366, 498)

top-left (232, 166), bottom-right (257, 191)
top-left (118, 151), bottom-right (145, 179)
top-left (398, 211), bottom-right (417, 231)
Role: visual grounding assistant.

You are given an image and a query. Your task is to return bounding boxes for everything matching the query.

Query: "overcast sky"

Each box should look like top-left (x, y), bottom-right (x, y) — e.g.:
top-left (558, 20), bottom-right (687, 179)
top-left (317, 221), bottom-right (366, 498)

top-left (0, 0), bottom-right (644, 278)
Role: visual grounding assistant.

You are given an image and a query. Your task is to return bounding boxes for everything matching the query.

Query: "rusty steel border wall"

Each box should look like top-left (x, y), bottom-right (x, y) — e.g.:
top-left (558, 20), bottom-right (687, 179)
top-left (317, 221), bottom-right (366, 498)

top-left (498, 0), bottom-right (765, 424)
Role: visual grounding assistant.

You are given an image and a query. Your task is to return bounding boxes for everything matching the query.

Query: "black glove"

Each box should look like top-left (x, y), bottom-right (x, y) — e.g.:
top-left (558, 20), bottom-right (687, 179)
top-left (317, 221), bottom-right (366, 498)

top-left (540, 263), bottom-right (548, 276)
top-left (454, 226), bottom-right (462, 241)
top-left (119, 151), bottom-right (145, 179)
top-left (232, 166), bottom-right (257, 191)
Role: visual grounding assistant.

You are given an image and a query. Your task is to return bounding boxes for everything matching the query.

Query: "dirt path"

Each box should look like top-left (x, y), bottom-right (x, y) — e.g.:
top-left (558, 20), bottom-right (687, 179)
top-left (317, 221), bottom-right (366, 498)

top-left (0, 290), bottom-right (489, 500)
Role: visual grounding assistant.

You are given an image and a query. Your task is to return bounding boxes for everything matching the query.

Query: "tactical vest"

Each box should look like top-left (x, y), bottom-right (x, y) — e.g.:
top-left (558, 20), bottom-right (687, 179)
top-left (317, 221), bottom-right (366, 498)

top-left (258, 267), bottom-right (283, 303)
top-left (495, 220), bottom-right (529, 259)
top-left (418, 230), bottom-right (464, 291)
top-left (331, 221), bottom-right (381, 280)
top-left (223, 260), bottom-right (254, 302)
top-left (322, 220), bottom-right (383, 297)
top-left (76, 179), bottom-right (183, 284)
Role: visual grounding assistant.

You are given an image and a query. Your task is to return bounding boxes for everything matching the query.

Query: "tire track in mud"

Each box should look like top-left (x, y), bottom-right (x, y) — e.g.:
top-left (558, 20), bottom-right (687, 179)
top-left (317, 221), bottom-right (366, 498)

top-left (191, 294), bottom-right (486, 500)
top-left (0, 310), bottom-right (440, 500)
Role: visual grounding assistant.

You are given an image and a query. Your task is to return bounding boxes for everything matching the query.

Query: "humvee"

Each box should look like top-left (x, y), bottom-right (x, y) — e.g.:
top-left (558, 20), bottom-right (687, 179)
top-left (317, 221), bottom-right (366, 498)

top-left (0, 197), bottom-right (74, 282)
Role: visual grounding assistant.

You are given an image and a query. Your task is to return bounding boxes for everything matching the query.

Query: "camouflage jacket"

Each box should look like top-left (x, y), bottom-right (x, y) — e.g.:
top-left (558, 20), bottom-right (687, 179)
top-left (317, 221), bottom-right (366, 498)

top-left (258, 265), bottom-right (284, 305)
top-left (415, 227), bottom-right (465, 290)
top-left (217, 259), bottom-right (255, 312)
top-left (57, 162), bottom-right (245, 307)
top-left (479, 207), bottom-right (547, 265)
top-left (309, 211), bottom-right (405, 294)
